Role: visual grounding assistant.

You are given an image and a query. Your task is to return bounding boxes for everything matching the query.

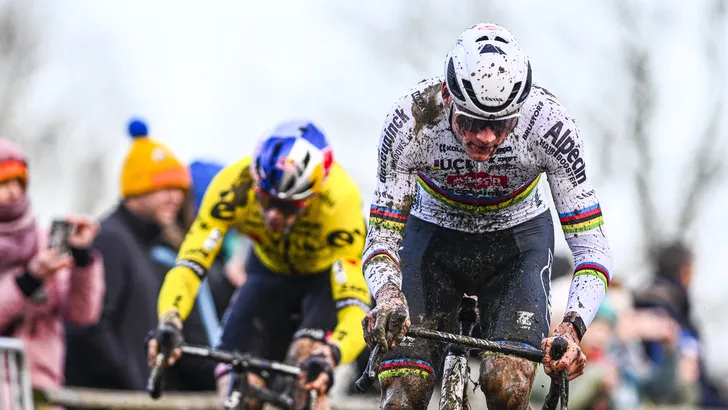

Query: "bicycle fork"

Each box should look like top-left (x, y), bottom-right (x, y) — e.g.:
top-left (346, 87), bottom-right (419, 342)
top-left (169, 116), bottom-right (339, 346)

top-left (439, 295), bottom-right (480, 410)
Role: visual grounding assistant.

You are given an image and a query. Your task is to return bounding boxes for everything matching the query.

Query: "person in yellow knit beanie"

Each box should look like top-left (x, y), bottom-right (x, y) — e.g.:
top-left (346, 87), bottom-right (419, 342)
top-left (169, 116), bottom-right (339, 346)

top-left (121, 119), bottom-right (191, 198)
top-left (65, 118), bottom-right (220, 392)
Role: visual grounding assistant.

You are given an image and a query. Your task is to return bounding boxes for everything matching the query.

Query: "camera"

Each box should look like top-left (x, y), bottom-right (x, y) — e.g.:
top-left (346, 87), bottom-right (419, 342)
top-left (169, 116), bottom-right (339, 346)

top-left (49, 219), bottom-right (73, 255)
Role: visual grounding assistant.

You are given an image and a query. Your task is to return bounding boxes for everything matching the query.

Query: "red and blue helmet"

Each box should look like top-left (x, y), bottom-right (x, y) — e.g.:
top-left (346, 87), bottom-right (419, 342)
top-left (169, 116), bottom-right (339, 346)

top-left (252, 120), bottom-right (334, 201)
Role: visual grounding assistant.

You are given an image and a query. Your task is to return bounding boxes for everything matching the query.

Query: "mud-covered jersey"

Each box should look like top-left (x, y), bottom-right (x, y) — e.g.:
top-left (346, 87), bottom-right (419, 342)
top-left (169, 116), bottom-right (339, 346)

top-left (363, 77), bottom-right (613, 328)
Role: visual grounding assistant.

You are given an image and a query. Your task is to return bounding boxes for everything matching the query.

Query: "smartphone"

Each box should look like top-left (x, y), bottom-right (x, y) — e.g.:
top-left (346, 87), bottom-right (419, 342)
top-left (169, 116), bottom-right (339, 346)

top-left (49, 219), bottom-right (72, 255)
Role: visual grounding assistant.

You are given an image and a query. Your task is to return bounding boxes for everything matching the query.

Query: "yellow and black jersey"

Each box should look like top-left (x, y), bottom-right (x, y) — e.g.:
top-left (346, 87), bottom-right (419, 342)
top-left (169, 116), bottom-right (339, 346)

top-left (157, 155), bottom-right (370, 364)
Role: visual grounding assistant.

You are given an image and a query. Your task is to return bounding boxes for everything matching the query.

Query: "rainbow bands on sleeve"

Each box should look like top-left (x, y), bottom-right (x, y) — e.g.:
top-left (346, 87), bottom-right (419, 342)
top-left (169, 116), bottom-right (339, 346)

top-left (369, 205), bottom-right (408, 232)
top-left (573, 261), bottom-right (610, 289)
top-left (559, 204), bottom-right (604, 234)
top-left (363, 248), bottom-right (400, 268)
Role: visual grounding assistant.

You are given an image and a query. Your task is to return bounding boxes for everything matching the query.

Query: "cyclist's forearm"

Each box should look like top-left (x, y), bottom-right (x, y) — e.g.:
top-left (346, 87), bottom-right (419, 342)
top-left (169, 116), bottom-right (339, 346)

top-left (364, 179), bottom-right (414, 297)
top-left (363, 244), bottom-right (403, 297)
top-left (157, 265), bottom-right (203, 320)
top-left (329, 305), bottom-right (368, 365)
top-left (563, 235), bottom-right (612, 328)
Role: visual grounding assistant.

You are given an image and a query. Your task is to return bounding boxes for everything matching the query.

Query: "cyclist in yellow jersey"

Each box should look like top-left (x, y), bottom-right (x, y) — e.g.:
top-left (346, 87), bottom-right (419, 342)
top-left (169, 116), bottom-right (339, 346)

top-left (149, 120), bottom-right (371, 409)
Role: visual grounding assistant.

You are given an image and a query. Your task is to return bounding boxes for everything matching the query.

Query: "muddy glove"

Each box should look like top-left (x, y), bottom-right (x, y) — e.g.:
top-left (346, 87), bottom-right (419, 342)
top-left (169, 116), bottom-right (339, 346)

top-left (361, 283), bottom-right (410, 352)
top-left (146, 310), bottom-right (184, 367)
top-left (542, 312), bottom-right (587, 381)
top-left (299, 349), bottom-right (336, 395)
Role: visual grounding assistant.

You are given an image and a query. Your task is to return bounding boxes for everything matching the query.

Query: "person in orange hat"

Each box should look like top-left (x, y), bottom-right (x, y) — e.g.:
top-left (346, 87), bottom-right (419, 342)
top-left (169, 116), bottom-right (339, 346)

top-left (65, 118), bottom-right (216, 392)
top-left (0, 137), bottom-right (104, 407)
top-left (119, 118), bottom-right (192, 226)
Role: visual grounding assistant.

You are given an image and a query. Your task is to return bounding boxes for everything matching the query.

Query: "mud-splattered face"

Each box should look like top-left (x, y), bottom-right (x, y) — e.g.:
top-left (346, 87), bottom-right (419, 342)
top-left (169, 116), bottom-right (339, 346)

top-left (442, 90), bottom-right (517, 161)
top-left (255, 190), bottom-right (308, 232)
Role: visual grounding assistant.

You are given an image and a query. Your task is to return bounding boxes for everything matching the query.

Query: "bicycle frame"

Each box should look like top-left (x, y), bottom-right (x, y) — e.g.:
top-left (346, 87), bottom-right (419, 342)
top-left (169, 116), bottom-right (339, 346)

top-left (439, 295), bottom-right (479, 410)
top-left (148, 342), bottom-right (318, 410)
top-left (356, 294), bottom-right (569, 410)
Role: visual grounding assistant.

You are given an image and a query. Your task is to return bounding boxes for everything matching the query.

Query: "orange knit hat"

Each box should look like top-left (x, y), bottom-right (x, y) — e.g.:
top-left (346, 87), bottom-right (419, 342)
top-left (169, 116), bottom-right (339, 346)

top-left (120, 118), bottom-right (191, 198)
top-left (0, 138), bottom-right (28, 187)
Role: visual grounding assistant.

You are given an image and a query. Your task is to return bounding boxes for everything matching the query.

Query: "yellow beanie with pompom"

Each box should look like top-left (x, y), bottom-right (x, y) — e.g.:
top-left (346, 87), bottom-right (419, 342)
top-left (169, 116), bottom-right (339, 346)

top-left (120, 118), bottom-right (190, 198)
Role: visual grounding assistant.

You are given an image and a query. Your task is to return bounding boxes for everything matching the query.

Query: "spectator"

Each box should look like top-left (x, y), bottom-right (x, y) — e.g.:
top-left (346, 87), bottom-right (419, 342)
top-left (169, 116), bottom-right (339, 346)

top-left (633, 241), bottom-right (728, 406)
top-left (0, 138), bottom-right (104, 394)
top-left (188, 159), bottom-right (247, 316)
top-left (64, 118), bottom-right (216, 391)
top-left (152, 159), bottom-right (246, 348)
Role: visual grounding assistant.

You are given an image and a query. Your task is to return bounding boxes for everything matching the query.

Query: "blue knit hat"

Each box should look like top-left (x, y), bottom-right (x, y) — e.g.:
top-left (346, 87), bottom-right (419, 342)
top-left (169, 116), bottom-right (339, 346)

top-left (189, 160), bottom-right (224, 212)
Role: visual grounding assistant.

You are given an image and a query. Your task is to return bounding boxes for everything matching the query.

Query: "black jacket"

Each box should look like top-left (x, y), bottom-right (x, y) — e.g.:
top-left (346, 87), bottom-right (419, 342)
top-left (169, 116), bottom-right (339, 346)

top-left (64, 204), bottom-right (216, 391)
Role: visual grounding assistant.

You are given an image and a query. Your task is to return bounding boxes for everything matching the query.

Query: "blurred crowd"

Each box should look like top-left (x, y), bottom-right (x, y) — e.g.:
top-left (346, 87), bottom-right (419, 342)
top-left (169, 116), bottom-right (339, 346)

top-left (1, 119), bottom-right (727, 409)
top-left (528, 246), bottom-right (728, 409)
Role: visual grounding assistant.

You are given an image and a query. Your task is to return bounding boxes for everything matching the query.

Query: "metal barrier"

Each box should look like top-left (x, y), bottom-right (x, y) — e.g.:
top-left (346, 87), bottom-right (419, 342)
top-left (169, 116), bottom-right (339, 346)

top-left (0, 338), bottom-right (33, 410)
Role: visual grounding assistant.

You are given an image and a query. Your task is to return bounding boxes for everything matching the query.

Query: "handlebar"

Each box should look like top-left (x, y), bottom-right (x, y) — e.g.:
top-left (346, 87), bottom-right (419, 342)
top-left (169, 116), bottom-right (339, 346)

top-left (355, 328), bottom-right (570, 410)
top-left (542, 336), bottom-right (569, 410)
top-left (179, 344), bottom-right (302, 377)
top-left (408, 327), bottom-right (546, 362)
top-left (146, 324), bottom-right (181, 399)
top-left (183, 343), bottom-right (319, 410)
top-left (147, 339), bottom-right (302, 401)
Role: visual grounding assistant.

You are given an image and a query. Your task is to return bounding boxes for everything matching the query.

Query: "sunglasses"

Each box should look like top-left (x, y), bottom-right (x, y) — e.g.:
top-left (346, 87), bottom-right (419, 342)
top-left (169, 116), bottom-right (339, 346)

top-left (255, 188), bottom-right (309, 215)
top-left (452, 104), bottom-right (518, 135)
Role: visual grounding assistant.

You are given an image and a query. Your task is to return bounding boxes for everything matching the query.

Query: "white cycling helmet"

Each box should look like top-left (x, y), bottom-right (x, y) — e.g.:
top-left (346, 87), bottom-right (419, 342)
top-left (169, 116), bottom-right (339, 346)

top-left (444, 23), bottom-right (532, 119)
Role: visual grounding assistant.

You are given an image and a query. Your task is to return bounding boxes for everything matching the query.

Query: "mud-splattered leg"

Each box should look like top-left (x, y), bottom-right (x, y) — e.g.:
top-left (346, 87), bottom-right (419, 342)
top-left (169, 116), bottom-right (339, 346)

top-left (285, 338), bottom-right (332, 410)
top-left (479, 354), bottom-right (537, 410)
top-left (379, 370), bottom-right (437, 410)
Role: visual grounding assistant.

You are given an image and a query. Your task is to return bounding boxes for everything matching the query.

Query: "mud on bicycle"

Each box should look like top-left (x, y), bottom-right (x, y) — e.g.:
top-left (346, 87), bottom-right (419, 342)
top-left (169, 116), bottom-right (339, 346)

top-left (356, 295), bottom-right (570, 410)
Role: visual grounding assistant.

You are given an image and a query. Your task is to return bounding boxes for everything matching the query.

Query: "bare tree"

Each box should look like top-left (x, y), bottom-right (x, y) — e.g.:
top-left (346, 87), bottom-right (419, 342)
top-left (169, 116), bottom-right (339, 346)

top-left (613, 0), bottom-right (727, 263)
top-left (616, 0), bottom-right (661, 255)
top-left (0, 0), bottom-right (41, 134)
top-left (332, 0), bottom-right (502, 79)
top-left (0, 0), bottom-right (114, 216)
top-left (675, 0), bottom-right (727, 237)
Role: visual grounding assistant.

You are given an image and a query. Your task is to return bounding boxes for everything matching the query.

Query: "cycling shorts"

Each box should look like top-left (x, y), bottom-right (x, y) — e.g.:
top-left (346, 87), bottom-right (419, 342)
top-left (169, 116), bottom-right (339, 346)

top-left (380, 211), bottom-right (554, 381)
top-left (217, 250), bottom-right (337, 363)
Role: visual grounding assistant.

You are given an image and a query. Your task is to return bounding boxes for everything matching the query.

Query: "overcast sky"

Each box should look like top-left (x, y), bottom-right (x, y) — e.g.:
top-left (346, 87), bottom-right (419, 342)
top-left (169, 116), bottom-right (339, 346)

top-left (15, 0), bottom-right (728, 379)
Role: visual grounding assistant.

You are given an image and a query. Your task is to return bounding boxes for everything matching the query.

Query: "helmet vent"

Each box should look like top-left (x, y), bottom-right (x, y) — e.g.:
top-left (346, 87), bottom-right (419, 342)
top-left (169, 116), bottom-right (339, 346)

top-left (446, 57), bottom-right (465, 101)
top-left (515, 62), bottom-right (532, 105)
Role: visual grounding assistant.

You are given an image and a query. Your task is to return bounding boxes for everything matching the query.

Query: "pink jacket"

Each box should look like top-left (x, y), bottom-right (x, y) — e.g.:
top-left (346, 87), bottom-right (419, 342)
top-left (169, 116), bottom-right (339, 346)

top-left (0, 228), bottom-right (105, 389)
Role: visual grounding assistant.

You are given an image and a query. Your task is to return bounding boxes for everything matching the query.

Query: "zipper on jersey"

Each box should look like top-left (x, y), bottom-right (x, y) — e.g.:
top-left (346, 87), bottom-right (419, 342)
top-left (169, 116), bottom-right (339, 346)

top-left (282, 228), bottom-right (299, 275)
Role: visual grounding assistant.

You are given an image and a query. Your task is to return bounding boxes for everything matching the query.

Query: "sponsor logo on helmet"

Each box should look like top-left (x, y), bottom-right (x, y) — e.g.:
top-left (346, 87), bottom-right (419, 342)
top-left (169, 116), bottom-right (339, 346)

top-left (478, 24), bottom-right (502, 31)
top-left (275, 157), bottom-right (298, 175)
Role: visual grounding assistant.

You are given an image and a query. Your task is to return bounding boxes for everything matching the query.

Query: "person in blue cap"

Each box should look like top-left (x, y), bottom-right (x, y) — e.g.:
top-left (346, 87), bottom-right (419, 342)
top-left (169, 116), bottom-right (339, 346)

top-left (153, 159), bottom-right (248, 346)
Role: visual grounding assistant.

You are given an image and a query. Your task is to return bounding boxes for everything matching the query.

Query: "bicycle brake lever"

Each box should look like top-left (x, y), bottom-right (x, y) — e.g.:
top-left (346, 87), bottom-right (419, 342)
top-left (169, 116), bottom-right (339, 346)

top-left (355, 345), bottom-right (382, 393)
